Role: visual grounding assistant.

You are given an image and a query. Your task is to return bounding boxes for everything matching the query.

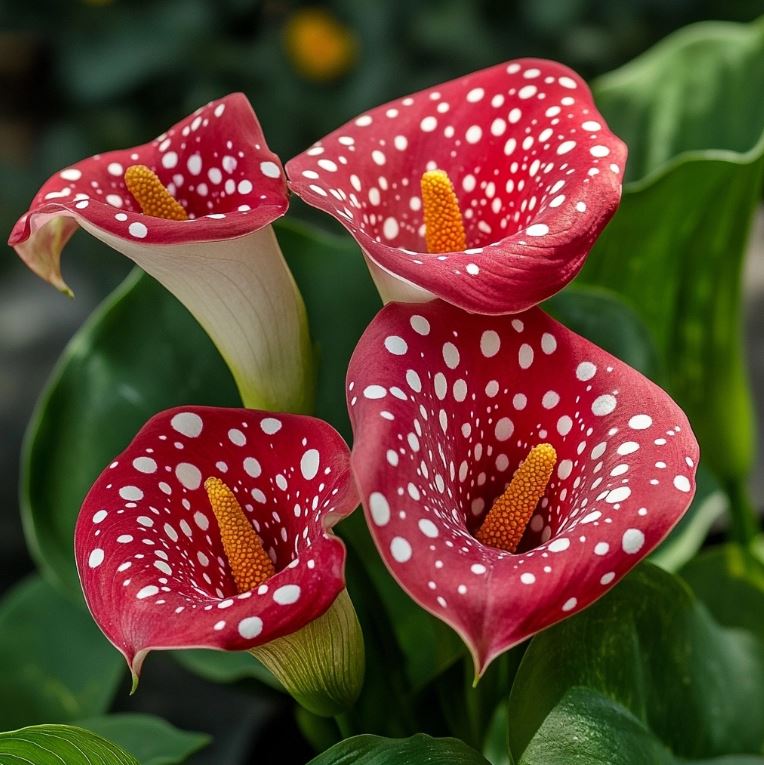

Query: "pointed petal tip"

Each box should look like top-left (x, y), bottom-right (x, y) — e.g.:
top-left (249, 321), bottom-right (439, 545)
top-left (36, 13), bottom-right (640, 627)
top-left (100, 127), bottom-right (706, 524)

top-left (128, 648), bottom-right (147, 694)
top-left (57, 282), bottom-right (75, 299)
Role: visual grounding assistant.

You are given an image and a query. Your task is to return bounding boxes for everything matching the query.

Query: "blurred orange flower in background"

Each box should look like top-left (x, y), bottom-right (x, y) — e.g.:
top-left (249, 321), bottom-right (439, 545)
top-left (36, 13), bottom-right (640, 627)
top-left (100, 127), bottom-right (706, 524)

top-left (283, 7), bottom-right (357, 81)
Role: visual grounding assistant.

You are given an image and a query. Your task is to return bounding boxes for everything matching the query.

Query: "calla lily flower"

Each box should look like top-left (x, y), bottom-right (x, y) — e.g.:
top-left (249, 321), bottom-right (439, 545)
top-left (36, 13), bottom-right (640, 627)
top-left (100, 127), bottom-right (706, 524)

top-left (287, 59), bottom-right (626, 314)
top-left (75, 406), bottom-right (363, 714)
top-left (9, 94), bottom-right (311, 412)
top-left (347, 300), bottom-right (698, 675)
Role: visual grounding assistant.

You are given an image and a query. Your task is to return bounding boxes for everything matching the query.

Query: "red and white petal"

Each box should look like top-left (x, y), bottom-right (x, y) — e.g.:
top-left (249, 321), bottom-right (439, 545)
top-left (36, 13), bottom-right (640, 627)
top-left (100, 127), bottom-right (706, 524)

top-left (287, 59), bottom-right (626, 314)
top-left (10, 93), bottom-right (287, 293)
top-left (347, 301), bottom-right (698, 674)
top-left (75, 406), bottom-right (357, 676)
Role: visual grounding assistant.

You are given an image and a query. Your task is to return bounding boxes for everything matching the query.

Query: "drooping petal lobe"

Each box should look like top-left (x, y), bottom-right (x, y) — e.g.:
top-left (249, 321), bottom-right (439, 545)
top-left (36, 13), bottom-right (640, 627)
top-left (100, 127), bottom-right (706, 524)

top-left (75, 406), bottom-right (357, 676)
top-left (347, 301), bottom-right (698, 673)
top-left (287, 59), bottom-right (626, 314)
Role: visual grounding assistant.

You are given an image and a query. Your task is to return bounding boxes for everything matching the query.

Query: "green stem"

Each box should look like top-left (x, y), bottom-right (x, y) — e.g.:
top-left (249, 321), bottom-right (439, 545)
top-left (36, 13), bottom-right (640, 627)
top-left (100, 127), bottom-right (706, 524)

top-left (335, 712), bottom-right (354, 740)
top-left (725, 478), bottom-right (760, 547)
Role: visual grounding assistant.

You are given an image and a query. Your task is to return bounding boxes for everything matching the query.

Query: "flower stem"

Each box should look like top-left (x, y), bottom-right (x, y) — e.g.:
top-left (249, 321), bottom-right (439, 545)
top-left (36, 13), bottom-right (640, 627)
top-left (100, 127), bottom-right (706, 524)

top-left (334, 712), bottom-right (354, 740)
top-left (725, 478), bottom-right (761, 547)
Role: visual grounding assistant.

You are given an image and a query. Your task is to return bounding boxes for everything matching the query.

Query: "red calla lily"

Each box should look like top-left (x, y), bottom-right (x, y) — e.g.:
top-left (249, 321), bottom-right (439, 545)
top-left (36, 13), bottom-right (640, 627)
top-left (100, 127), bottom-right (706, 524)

top-left (75, 406), bottom-right (357, 679)
top-left (9, 94), bottom-right (311, 412)
top-left (287, 59), bottom-right (626, 314)
top-left (347, 301), bottom-right (698, 675)
top-left (10, 93), bottom-right (286, 282)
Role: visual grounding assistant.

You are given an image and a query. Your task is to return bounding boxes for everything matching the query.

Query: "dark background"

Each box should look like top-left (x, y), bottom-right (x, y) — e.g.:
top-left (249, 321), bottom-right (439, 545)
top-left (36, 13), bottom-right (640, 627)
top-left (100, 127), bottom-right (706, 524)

top-left (1, 1), bottom-right (763, 762)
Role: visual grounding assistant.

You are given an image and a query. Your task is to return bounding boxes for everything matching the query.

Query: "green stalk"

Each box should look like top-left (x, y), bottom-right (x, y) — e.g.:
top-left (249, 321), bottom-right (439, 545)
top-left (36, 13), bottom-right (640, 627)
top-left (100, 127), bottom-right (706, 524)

top-left (725, 478), bottom-right (761, 547)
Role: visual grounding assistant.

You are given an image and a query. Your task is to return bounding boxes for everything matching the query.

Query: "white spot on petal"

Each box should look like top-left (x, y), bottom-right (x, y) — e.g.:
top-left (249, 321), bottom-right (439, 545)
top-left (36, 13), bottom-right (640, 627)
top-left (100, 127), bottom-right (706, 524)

top-left (171, 412), bottom-right (203, 437)
top-left (300, 449), bottom-right (320, 480)
top-left (88, 549), bottom-right (105, 568)
top-left (622, 528), bottom-right (645, 553)
top-left (390, 537), bottom-right (412, 562)
top-left (273, 585), bottom-right (301, 604)
top-left (238, 616), bottom-right (263, 638)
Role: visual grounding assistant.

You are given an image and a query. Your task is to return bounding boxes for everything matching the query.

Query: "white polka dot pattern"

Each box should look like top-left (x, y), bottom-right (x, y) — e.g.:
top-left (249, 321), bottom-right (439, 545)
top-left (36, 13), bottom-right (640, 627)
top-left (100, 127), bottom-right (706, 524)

top-left (287, 58), bottom-right (627, 314)
top-left (346, 301), bottom-right (698, 674)
top-left (11, 94), bottom-right (288, 261)
top-left (74, 406), bottom-right (356, 676)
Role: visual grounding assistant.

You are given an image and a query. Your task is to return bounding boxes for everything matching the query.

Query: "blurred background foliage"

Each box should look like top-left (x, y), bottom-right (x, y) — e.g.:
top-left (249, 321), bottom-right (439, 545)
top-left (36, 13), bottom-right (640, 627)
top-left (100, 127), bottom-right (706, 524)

top-left (2, 1), bottom-right (764, 763)
top-left (5, 0), bottom-right (764, 218)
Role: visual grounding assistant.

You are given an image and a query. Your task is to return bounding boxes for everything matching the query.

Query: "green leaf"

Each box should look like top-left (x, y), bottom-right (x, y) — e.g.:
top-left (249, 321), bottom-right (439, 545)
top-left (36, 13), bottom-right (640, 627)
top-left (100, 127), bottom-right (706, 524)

top-left (508, 564), bottom-right (764, 762)
top-left (681, 543), bottom-right (764, 641)
top-left (75, 714), bottom-right (209, 765)
top-left (0, 576), bottom-right (123, 731)
top-left (279, 217), bottom-right (381, 439)
top-left (0, 724), bottom-right (138, 764)
top-left (518, 687), bottom-right (764, 765)
top-left (22, 268), bottom-right (241, 597)
top-left (307, 733), bottom-right (491, 765)
top-left (544, 284), bottom-right (661, 380)
top-left (581, 17), bottom-right (764, 484)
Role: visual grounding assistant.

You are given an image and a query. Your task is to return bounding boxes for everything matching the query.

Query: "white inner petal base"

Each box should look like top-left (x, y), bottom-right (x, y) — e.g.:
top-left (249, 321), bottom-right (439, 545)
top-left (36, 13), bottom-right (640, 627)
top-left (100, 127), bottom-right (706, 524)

top-left (80, 221), bottom-right (313, 413)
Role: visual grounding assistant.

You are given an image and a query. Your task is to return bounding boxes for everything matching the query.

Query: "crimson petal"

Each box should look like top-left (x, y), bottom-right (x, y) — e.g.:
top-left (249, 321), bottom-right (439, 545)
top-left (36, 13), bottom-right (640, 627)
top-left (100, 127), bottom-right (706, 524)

top-left (11, 93), bottom-right (285, 250)
top-left (75, 406), bottom-right (357, 677)
top-left (347, 301), bottom-right (698, 674)
top-left (287, 59), bottom-right (626, 314)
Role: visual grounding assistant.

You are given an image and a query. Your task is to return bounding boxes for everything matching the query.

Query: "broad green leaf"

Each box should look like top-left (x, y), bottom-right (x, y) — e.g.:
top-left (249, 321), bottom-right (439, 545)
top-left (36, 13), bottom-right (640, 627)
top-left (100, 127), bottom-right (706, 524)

top-left (519, 687), bottom-right (764, 765)
top-left (681, 543), bottom-right (764, 641)
top-left (544, 284), bottom-right (661, 381)
top-left (0, 724), bottom-right (138, 764)
top-left (581, 18), bottom-right (764, 485)
top-left (0, 576), bottom-right (123, 731)
top-left (76, 714), bottom-right (209, 765)
top-left (508, 564), bottom-right (764, 762)
top-left (22, 268), bottom-right (241, 597)
top-left (307, 733), bottom-right (491, 765)
top-left (279, 217), bottom-right (381, 439)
